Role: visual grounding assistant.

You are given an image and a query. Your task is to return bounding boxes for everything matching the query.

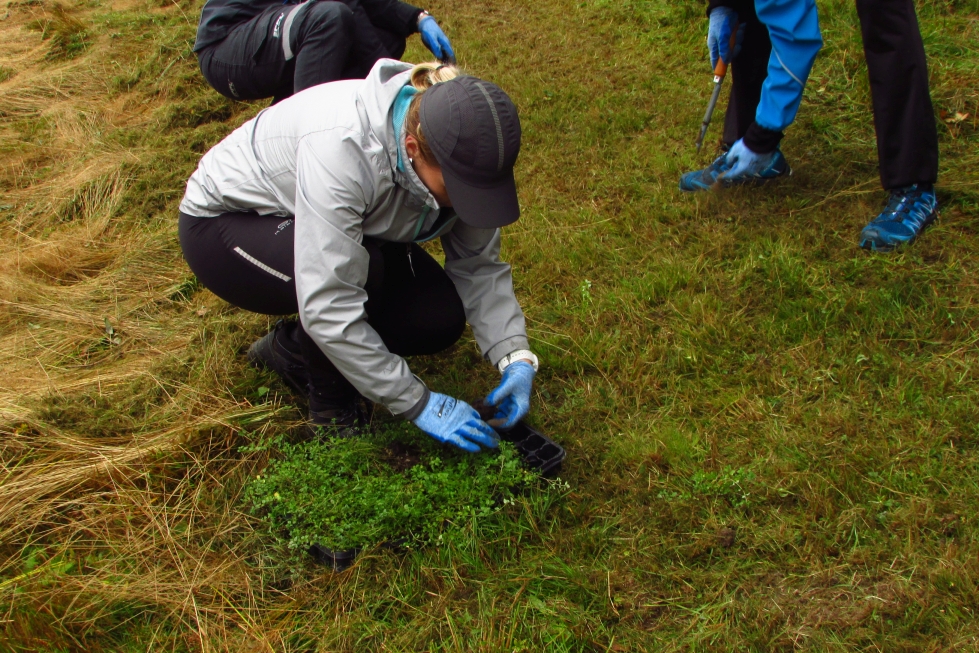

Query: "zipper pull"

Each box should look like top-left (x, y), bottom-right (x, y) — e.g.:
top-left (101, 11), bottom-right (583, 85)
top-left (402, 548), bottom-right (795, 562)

top-left (407, 243), bottom-right (415, 277)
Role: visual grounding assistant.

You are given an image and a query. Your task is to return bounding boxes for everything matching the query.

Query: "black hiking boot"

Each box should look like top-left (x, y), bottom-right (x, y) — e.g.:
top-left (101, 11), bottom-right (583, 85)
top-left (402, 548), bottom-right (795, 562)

top-left (247, 320), bottom-right (308, 396)
top-left (304, 401), bottom-right (372, 440)
top-left (250, 320), bottom-right (374, 439)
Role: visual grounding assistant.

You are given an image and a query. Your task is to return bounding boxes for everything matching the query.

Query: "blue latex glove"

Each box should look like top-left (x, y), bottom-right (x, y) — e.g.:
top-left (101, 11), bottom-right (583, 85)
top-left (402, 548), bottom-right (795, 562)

top-left (413, 392), bottom-right (498, 453)
top-left (485, 361), bottom-right (535, 430)
top-left (707, 7), bottom-right (744, 70)
top-left (418, 16), bottom-right (456, 64)
top-left (721, 138), bottom-right (778, 180)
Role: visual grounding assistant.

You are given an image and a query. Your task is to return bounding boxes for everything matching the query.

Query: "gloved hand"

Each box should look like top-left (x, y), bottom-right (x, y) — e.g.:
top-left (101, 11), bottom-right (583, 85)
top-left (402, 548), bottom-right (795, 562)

top-left (485, 361), bottom-right (535, 430)
top-left (721, 138), bottom-right (778, 180)
top-left (707, 7), bottom-right (744, 70)
top-left (418, 15), bottom-right (456, 64)
top-left (413, 392), bottom-right (498, 453)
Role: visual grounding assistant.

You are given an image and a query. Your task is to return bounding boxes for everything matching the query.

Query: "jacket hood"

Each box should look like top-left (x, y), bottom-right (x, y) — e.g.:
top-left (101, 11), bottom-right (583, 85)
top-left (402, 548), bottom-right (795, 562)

top-left (358, 58), bottom-right (413, 138)
top-left (357, 59), bottom-right (436, 205)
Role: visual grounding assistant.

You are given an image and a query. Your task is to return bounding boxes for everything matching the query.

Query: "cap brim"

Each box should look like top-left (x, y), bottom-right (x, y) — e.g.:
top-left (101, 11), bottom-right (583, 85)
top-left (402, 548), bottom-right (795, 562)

top-left (441, 166), bottom-right (520, 229)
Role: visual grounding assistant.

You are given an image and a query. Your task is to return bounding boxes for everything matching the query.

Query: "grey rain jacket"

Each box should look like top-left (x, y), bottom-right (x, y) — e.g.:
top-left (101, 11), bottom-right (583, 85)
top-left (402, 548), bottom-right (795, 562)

top-left (179, 59), bottom-right (530, 418)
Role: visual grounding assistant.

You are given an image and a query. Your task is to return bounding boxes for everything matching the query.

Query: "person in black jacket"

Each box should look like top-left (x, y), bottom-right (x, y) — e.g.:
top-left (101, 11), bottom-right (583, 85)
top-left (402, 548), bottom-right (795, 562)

top-left (686, 0), bottom-right (939, 252)
top-left (194, 0), bottom-right (455, 104)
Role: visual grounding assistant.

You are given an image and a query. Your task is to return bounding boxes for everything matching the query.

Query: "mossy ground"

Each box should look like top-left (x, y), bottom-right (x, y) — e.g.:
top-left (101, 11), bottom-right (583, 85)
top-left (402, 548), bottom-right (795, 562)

top-left (0, 0), bottom-right (978, 650)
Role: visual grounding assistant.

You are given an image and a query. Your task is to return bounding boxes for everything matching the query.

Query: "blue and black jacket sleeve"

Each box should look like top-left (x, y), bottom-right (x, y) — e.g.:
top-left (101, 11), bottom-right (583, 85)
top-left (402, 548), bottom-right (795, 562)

top-left (751, 0), bottom-right (822, 141)
top-left (704, 0), bottom-right (822, 153)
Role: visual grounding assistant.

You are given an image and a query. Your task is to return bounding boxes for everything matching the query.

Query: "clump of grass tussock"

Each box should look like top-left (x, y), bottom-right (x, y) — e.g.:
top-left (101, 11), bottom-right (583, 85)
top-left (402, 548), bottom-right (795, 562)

top-left (0, 425), bottom-right (289, 650)
top-left (25, 3), bottom-right (91, 61)
top-left (0, 172), bottom-right (124, 294)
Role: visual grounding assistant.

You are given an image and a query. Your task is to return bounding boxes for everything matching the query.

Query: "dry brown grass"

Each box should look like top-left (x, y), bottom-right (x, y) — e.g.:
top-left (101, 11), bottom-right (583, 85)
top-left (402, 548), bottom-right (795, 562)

top-left (0, 1), bottom-right (296, 646)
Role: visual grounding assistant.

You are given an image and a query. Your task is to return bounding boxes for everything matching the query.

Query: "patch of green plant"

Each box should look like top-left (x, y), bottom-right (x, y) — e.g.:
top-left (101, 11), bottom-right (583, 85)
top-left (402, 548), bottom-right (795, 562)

top-left (244, 422), bottom-right (550, 553)
top-left (166, 274), bottom-right (201, 302)
top-left (26, 4), bottom-right (91, 61)
top-left (658, 466), bottom-right (757, 509)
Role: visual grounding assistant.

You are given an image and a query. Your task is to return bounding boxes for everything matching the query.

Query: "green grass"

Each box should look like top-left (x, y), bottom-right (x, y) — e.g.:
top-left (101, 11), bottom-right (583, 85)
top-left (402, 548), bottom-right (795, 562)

top-left (0, 0), bottom-right (978, 650)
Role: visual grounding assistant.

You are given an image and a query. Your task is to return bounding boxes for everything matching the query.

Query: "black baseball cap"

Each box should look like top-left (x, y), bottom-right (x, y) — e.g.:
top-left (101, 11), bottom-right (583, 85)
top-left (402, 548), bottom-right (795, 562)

top-left (419, 76), bottom-right (521, 229)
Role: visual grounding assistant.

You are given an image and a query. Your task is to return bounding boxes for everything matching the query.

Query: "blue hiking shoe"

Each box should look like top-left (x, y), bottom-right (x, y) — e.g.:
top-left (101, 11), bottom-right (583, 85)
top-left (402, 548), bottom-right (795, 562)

top-left (859, 184), bottom-right (937, 252)
top-left (679, 154), bottom-right (728, 192)
top-left (679, 149), bottom-right (790, 192)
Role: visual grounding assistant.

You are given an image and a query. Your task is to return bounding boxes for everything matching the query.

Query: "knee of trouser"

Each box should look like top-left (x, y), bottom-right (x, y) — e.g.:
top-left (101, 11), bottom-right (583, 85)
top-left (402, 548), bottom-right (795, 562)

top-left (428, 295), bottom-right (466, 352)
top-left (303, 1), bottom-right (354, 35)
top-left (363, 238), bottom-right (385, 297)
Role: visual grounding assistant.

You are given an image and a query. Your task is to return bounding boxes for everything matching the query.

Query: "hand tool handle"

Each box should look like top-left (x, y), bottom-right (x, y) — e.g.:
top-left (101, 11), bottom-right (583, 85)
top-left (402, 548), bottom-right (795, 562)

top-left (696, 27), bottom-right (739, 152)
top-left (712, 29), bottom-right (739, 79)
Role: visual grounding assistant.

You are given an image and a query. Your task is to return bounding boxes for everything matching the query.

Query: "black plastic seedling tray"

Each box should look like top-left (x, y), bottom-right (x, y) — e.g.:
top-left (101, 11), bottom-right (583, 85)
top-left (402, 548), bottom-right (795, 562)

top-left (309, 543), bottom-right (359, 572)
top-left (308, 421), bottom-right (566, 570)
top-left (495, 421), bottom-right (566, 477)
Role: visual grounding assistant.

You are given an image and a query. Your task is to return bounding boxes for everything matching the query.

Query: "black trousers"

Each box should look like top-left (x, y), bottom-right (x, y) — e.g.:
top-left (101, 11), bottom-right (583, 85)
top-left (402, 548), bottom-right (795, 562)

top-left (178, 211), bottom-right (466, 405)
top-left (722, 11), bottom-right (772, 149)
top-left (198, 1), bottom-right (405, 103)
top-left (722, 0), bottom-right (938, 190)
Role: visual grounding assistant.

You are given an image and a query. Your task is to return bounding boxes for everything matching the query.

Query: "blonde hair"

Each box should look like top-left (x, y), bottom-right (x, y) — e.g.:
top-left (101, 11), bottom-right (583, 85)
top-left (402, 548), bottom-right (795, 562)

top-left (405, 62), bottom-right (461, 164)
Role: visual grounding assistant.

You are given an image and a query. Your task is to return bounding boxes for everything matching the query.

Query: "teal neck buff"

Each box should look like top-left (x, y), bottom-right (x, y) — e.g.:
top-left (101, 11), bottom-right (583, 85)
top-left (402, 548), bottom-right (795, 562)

top-left (392, 84), bottom-right (418, 173)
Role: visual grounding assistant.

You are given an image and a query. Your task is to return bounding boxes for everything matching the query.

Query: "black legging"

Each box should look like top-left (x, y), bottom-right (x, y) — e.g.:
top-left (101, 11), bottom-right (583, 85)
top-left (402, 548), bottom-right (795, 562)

top-left (178, 211), bottom-right (466, 405)
top-left (721, 9), bottom-right (772, 149)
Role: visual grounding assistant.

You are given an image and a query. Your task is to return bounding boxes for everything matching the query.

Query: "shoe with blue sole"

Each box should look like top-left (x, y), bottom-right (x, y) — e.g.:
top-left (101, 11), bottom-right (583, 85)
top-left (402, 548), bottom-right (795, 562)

top-left (679, 149), bottom-right (791, 192)
top-left (859, 184), bottom-right (937, 252)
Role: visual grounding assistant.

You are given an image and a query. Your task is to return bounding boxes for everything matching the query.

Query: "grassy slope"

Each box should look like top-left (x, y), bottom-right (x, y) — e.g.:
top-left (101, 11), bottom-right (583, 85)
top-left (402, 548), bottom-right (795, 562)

top-left (1, 0), bottom-right (978, 649)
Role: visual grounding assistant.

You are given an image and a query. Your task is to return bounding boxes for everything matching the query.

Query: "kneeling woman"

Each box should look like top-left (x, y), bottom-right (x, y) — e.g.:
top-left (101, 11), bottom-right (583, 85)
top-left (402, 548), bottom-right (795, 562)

top-left (178, 60), bottom-right (537, 452)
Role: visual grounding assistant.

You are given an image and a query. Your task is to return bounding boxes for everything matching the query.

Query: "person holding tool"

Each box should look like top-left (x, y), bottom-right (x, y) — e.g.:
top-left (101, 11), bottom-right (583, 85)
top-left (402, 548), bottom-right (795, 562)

top-left (682, 0), bottom-right (941, 252)
top-left (178, 59), bottom-right (538, 452)
top-left (679, 0), bottom-right (822, 192)
top-left (194, 0), bottom-right (455, 103)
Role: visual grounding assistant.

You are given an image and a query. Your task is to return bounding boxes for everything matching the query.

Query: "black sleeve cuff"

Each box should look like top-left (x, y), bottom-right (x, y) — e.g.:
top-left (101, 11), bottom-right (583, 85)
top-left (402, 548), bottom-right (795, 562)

top-left (398, 2), bottom-right (423, 35)
top-left (361, 0), bottom-right (423, 36)
top-left (706, 0), bottom-right (731, 17)
top-left (743, 122), bottom-right (784, 154)
top-left (705, 0), bottom-right (753, 18)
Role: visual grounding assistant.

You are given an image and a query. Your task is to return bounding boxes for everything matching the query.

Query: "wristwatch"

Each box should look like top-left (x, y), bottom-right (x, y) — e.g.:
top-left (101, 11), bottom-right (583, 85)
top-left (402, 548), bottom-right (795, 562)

top-left (417, 10), bottom-right (430, 27)
top-left (497, 349), bottom-right (539, 374)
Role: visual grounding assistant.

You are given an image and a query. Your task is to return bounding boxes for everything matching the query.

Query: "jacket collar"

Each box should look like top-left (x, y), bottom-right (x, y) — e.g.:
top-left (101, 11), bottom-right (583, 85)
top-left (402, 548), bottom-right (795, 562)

top-left (357, 59), bottom-right (440, 210)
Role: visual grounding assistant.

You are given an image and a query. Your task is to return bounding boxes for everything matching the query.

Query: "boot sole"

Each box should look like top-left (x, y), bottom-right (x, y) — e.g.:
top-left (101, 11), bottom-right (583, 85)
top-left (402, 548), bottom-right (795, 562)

top-left (679, 168), bottom-right (791, 193)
